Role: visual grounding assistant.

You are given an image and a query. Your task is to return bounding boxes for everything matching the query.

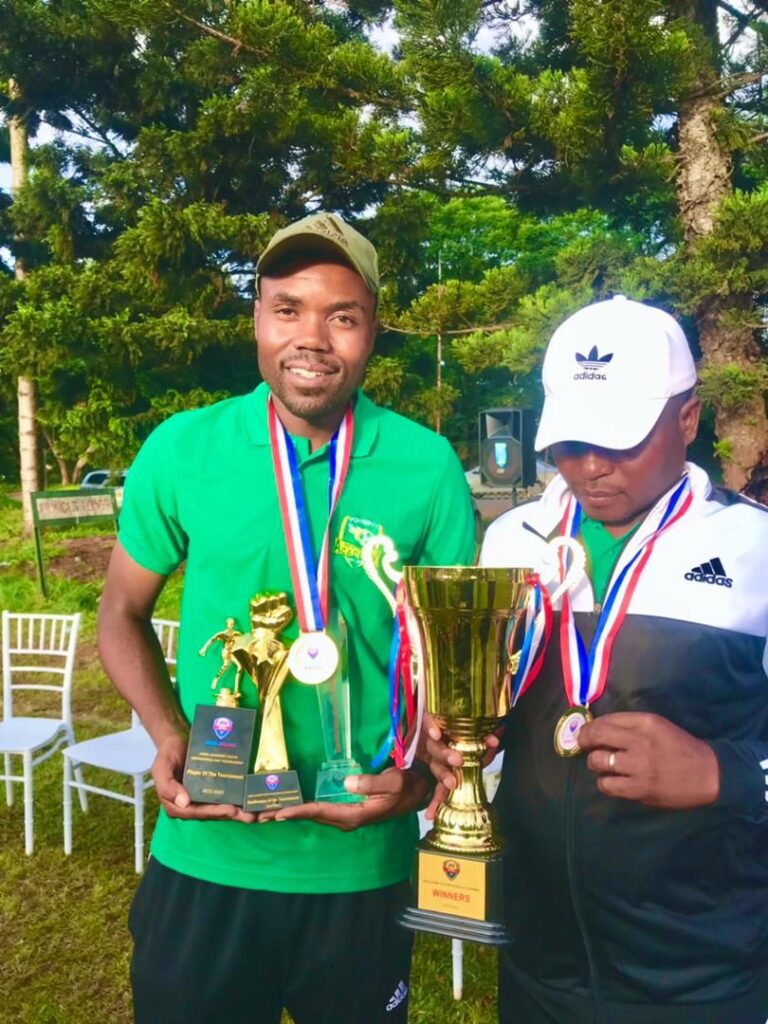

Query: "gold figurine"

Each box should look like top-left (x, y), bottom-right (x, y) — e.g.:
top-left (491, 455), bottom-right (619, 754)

top-left (231, 593), bottom-right (295, 773)
top-left (198, 617), bottom-right (245, 699)
top-left (214, 687), bottom-right (240, 708)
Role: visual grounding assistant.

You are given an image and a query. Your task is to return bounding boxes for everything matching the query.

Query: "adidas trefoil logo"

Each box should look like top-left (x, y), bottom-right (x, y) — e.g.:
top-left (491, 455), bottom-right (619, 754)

top-left (574, 345), bottom-right (613, 380)
top-left (684, 557), bottom-right (733, 588)
top-left (386, 980), bottom-right (408, 1012)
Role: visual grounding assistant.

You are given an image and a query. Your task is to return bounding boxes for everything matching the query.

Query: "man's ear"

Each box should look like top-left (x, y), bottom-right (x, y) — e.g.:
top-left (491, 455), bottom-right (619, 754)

top-left (253, 300), bottom-right (260, 338)
top-left (680, 393), bottom-right (701, 446)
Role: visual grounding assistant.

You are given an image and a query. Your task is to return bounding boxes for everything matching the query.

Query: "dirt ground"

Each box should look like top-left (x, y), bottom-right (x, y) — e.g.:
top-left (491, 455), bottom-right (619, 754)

top-left (47, 535), bottom-right (115, 583)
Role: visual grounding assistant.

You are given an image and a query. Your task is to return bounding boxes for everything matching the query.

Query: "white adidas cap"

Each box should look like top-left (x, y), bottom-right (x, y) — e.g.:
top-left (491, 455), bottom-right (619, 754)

top-left (534, 296), bottom-right (697, 452)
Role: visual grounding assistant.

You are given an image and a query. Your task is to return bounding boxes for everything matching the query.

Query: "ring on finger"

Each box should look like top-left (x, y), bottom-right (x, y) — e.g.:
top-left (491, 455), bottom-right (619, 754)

top-left (608, 751), bottom-right (616, 772)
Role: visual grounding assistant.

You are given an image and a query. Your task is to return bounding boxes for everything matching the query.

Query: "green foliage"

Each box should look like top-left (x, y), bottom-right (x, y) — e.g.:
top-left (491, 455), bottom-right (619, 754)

top-left (699, 363), bottom-right (768, 413)
top-left (0, 0), bottom-right (766, 483)
top-left (713, 437), bottom-right (734, 463)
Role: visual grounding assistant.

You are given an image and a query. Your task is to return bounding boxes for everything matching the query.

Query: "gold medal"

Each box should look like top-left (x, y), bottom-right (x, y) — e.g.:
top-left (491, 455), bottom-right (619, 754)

top-left (554, 706), bottom-right (593, 757)
top-left (287, 630), bottom-right (339, 685)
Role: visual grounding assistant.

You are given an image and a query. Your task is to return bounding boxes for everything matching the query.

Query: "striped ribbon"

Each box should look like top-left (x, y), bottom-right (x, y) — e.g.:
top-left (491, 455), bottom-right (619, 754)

top-left (559, 475), bottom-right (693, 708)
top-left (268, 397), bottom-right (354, 631)
top-left (372, 579), bottom-right (421, 770)
top-left (510, 574), bottom-right (554, 706)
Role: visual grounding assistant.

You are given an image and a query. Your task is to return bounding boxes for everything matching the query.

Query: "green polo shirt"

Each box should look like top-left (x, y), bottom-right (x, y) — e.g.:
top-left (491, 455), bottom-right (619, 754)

top-left (580, 515), bottom-right (642, 605)
top-left (118, 384), bottom-right (475, 892)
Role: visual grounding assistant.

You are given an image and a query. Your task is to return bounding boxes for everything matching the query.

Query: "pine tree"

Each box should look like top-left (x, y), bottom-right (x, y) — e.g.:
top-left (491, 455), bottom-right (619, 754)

top-left (394, 0), bottom-right (768, 488)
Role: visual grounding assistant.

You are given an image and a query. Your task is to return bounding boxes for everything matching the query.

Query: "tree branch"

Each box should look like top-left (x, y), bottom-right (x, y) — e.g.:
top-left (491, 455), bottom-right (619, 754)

top-left (161, 2), bottom-right (408, 110)
top-left (716, 69), bottom-right (768, 98)
top-left (164, 3), bottom-right (253, 56)
top-left (717, 0), bottom-right (754, 28)
top-left (70, 108), bottom-right (126, 160)
top-left (382, 320), bottom-right (518, 338)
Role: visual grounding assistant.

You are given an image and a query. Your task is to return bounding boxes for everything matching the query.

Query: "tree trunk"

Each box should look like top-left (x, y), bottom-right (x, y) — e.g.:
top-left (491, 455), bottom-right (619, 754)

top-left (674, 4), bottom-right (768, 490)
top-left (40, 429), bottom-right (72, 486)
top-left (9, 78), bottom-right (41, 533)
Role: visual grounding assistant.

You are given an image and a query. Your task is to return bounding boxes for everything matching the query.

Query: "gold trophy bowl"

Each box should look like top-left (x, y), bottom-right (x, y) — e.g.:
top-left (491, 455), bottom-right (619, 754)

top-left (400, 565), bottom-right (532, 945)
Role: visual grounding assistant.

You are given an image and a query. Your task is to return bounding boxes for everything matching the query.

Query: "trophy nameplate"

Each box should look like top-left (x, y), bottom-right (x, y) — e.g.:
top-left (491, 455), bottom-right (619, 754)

top-left (183, 702), bottom-right (256, 805)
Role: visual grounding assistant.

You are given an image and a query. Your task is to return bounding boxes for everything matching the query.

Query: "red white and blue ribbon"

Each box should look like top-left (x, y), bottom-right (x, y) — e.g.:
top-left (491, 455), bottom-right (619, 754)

top-left (509, 573), bottom-right (554, 706)
top-left (268, 396), bottom-right (354, 632)
top-left (559, 474), bottom-right (693, 708)
top-left (369, 574), bottom-right (423, 770)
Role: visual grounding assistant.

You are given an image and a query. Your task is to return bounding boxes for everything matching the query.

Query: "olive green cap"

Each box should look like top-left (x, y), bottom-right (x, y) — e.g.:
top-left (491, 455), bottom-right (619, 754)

top-left (256, 212), bottom-right (379, 299)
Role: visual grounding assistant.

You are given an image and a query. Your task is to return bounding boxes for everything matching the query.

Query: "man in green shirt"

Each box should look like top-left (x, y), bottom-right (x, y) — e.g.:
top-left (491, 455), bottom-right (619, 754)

top-left (98, 212), bottom-right (475, 1024)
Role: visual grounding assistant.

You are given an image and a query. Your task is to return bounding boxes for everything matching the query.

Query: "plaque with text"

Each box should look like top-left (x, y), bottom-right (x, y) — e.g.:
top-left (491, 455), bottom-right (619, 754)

top-left (183, 705), bottom-right (256, 805)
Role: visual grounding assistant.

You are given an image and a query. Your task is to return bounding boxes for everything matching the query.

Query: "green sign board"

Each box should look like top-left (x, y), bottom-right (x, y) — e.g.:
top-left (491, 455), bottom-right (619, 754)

top-left (31, 489), bottom-right (119, 596)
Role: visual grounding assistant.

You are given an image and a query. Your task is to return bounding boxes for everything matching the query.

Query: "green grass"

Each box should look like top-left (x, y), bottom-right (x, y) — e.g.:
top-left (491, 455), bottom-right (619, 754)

top-left (0, 486), bottom-right (498, 1023)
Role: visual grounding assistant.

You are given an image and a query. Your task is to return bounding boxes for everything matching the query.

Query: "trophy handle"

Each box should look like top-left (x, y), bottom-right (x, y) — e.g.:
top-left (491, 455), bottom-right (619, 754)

top-left (361, 534), bottom-right (402, 613)
top-left (542, 536), bottom-right (586, 606)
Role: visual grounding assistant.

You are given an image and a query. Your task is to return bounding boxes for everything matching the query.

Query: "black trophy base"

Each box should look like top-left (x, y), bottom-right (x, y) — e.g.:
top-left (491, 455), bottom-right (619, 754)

top-left (243, 769), bottom-right (303, 812)
top-left (182, 704), bottom-right (257, 806)
top-left (398, 907), bottom-right (510, 946)
top-left (398, 842), bottom-right (511, 947)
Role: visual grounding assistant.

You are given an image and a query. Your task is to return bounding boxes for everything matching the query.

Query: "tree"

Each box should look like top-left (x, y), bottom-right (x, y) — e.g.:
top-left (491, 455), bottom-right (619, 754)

top-left (394, 0), bottom-right (768, 488)
top-left (0, 0), bottom-right (412, 488)
top-left (8, 78), bottom-right (40, 532)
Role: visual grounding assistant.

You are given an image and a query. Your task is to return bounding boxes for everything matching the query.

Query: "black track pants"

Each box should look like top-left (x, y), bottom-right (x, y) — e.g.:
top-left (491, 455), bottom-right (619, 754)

top-left (129, 858), bottom-right (413, 1024)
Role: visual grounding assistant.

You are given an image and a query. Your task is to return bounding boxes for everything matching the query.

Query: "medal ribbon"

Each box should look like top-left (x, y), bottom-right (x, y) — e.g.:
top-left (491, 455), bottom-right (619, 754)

top-left (559, 475), bottom-right (693, 708)
top-left (268, 397), bottom-right (354, 632)
top-left (373, 579), bottom-right (420, 770)
top-left (509, 574), bottom-right (554, 705)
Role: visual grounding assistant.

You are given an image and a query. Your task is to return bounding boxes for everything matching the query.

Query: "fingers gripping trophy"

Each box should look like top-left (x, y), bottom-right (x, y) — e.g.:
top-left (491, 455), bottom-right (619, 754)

top-left (362, 534), bottom-right (584, 945)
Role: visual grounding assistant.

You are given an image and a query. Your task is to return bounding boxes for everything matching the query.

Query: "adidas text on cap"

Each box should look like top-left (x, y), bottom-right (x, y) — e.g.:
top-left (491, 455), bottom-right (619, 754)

top-left (534, 296), bottom-right (697, 452)
top-left (256, 212), bottom-right (379, 300)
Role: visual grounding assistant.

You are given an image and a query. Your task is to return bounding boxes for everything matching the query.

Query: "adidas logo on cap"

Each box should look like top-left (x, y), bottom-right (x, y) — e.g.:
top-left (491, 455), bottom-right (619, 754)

top-left (684, 557), bottom-right (733, 588)
top-left (573, 345), bottom-right (613, 381)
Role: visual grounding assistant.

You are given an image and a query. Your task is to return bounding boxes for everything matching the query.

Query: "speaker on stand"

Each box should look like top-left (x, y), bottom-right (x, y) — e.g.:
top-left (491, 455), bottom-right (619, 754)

top-left (478, 409), bottom-right (536, 489)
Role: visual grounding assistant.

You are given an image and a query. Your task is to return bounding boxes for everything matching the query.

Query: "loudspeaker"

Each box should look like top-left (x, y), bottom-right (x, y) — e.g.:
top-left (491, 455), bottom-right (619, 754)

top-left (478, 408), bottom-right (536, 488)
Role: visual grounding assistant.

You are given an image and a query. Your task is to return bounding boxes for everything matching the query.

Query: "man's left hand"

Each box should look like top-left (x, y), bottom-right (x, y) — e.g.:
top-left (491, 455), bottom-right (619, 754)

top-left (578, 712), bottom-right (720, 810)
top-left (257, 766), bottom-right (431, 831)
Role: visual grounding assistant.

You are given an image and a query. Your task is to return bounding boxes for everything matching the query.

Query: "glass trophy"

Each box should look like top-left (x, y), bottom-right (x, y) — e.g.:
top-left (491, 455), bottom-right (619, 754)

top-left (314, 608), bottom-right (364, 803)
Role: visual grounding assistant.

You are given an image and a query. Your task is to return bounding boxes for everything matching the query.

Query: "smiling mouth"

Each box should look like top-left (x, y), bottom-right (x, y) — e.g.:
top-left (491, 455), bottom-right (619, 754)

top-left (285, 365), bottom-right (336, 380)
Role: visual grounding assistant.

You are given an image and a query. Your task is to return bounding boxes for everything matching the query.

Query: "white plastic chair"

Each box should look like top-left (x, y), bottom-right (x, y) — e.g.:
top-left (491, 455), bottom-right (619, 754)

top-left (62, 617), bottom-right (178, 873)
top-left (0, 610), bottom-right (83, 855)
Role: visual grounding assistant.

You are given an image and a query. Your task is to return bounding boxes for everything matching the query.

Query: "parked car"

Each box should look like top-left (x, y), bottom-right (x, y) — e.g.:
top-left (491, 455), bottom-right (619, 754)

top-left (80, 469), bottom-right (128, 489)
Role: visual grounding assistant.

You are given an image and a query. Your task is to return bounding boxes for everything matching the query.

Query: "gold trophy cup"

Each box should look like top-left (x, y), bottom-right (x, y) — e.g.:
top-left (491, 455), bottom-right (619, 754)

top-left (399, 565), bottom-right (532, 945)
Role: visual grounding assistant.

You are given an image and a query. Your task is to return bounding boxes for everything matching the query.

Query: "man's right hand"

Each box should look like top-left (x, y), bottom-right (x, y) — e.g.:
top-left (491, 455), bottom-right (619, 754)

top-left (422, 714), bottom-right (503, 821)
top-left (152, 733), bottom-right (257, 823)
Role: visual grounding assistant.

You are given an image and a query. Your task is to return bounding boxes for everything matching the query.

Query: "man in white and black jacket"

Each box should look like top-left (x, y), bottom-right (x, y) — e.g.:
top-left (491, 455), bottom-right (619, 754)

top-left (430, 296), bottom-right (768, 1024)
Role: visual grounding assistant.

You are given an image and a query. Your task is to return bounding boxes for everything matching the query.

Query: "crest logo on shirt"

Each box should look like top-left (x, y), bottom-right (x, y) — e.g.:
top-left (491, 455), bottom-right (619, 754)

top-left (334, 515), bottom-right (384, 568)
top-left (574, 346), bottom-right (613, 381)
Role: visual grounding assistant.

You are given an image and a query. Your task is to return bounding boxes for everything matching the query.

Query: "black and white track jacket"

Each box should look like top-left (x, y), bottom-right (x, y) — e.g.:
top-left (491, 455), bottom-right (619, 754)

top-left (480, 463), bottom-right (768, 1005)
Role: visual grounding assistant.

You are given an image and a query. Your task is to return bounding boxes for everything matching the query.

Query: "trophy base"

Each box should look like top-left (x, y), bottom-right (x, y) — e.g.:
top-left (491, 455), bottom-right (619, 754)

top-left (183, 704), bottom-right (256, 805)
top-left (315, 759), bottom-right (365, 803)
top-left (398, 907), bottom-right (510, 946)
top-left (398, 844), bottom-right (510, 946)
top-left (243, 769), bottom-right (303, 812)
